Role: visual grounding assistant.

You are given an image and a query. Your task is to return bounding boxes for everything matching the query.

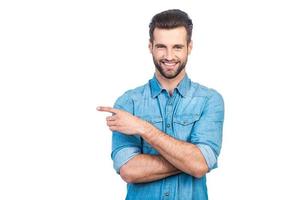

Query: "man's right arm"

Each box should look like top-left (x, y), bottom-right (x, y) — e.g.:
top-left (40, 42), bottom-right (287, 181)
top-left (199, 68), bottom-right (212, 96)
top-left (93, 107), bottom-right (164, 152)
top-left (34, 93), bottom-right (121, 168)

top-left (111, 92), bottom-right (180, 183)
top-left (119, 154), bottom-right (181, 183)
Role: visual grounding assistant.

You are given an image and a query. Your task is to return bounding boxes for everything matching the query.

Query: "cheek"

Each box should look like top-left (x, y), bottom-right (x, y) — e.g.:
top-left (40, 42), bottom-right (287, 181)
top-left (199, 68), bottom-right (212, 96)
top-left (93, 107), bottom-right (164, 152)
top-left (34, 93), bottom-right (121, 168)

top-left (153, 51), bottom-right (164, 60)
top-left (177, 51), bottom-right (188, 60)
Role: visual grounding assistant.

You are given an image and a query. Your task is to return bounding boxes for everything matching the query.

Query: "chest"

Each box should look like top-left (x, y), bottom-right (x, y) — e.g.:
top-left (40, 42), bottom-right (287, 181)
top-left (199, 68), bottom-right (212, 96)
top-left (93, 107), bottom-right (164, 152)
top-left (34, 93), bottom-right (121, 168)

top-left (133, 96), bottom-right (207, 153)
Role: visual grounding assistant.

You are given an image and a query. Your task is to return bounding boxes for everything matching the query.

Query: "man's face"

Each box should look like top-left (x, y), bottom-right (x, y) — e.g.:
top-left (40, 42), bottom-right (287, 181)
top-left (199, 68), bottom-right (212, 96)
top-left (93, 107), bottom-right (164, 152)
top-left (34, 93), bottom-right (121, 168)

top-left (149, 27), bottom-right (192, 79)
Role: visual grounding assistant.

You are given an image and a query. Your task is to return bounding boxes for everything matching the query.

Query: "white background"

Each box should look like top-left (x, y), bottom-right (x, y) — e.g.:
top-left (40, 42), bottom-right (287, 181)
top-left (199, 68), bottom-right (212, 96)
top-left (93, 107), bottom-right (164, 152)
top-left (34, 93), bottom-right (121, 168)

top-left (1, 0), bottom-right (299, 199)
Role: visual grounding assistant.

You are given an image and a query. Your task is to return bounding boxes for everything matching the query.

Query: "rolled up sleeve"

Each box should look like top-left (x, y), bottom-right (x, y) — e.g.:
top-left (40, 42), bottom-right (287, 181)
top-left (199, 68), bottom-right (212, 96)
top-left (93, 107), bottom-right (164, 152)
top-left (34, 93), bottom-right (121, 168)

top-left (112, 146), bottom-right (141, 173)
top-left (191, 90), bottom-right (224, 171)
top-left (196, 144), bottom-right (218, 170)
top-left (110, 92), bottom-right (142, 174)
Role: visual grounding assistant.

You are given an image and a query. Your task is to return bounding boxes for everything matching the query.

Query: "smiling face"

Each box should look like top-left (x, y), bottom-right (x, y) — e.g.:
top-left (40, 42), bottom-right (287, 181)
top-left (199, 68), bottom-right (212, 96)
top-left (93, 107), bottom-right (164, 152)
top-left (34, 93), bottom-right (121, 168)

top-left (149, 26), bottom-right (192, 80)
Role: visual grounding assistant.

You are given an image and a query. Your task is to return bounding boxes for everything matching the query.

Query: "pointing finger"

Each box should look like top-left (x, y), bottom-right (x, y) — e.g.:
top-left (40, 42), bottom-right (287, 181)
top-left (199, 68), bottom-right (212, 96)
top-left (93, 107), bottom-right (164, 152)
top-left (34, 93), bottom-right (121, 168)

top-left (96, 106), bottom-right (119, 114)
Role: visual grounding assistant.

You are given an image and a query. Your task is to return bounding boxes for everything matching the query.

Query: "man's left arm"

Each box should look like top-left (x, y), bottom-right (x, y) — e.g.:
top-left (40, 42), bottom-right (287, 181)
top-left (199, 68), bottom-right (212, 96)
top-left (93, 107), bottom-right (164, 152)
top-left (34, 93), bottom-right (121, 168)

top-left (140, 126), bottom-right (209, 178)
top-left (142, 91), bottom-right (224, 177)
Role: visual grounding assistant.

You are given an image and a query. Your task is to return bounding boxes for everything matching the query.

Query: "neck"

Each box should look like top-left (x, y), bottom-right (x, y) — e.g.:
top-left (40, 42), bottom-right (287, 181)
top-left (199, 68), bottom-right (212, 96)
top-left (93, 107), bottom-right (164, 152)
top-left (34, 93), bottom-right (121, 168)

top-left (155, 70), bottom-right (186, 96)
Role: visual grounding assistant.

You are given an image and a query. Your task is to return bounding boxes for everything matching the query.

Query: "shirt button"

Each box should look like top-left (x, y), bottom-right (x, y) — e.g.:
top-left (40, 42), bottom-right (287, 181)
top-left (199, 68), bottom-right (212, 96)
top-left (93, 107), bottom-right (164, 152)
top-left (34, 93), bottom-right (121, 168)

top-left (167, 124), bottom-right (170, 128)
top-left (164, 192), bottom-right (169, 196)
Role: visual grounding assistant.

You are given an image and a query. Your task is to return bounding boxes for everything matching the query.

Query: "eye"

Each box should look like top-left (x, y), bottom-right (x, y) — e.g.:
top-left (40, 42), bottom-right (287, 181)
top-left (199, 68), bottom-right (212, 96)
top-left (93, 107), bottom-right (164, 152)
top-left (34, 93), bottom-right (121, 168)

top-left (156, 45), bottom-right (165, 49)
top-left (174, 45), bottom-right (184, 50)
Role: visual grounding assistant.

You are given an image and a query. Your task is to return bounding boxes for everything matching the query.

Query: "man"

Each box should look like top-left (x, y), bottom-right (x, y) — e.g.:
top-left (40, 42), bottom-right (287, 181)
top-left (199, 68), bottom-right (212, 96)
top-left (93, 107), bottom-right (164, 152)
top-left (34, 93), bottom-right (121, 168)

top-left (97, 9), bottom-right (224, 200)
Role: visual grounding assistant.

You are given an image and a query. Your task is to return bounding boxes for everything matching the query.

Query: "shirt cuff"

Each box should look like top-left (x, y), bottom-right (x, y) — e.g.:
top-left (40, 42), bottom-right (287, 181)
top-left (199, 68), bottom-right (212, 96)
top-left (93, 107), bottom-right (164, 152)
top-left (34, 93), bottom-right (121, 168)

top-left (196, 144), bottom-right (217, 171)
top-left (112, 147), bottom-right (141, 173)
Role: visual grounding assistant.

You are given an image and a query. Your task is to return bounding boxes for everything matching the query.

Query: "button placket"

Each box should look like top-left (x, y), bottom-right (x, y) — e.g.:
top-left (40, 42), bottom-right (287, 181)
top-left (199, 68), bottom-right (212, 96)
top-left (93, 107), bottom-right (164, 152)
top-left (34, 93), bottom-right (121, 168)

top-left (165, 98), bottom-right (173, 132)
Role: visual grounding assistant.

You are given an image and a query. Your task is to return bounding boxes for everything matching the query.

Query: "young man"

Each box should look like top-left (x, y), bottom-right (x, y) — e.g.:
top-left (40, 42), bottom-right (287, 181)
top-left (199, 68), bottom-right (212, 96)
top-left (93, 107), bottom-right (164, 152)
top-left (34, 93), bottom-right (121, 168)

top-left (97, 9), bottom-right (224, 200)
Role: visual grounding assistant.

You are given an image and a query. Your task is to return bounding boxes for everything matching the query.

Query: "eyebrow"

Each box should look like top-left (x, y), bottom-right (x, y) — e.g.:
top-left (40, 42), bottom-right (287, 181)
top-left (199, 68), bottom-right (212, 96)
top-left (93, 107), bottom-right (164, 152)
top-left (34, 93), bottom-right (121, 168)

top-left (174, 44), bottom-right (185, 48)
top-left (154, 44), bottom-right (185, 48)
top-left (154, 44), bottom-right (167, 48)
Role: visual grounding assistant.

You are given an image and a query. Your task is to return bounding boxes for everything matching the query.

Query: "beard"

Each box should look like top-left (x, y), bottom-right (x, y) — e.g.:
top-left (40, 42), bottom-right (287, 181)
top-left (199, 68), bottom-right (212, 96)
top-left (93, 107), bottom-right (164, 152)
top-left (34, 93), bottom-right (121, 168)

top-left (153, 57), bottom-right (188, 79)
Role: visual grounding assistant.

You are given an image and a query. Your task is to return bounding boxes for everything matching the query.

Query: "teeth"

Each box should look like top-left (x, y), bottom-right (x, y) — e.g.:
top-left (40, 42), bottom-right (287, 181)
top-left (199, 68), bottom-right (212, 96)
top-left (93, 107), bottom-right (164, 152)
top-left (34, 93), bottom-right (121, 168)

top-left (164, 62), bottom-right (176, 66)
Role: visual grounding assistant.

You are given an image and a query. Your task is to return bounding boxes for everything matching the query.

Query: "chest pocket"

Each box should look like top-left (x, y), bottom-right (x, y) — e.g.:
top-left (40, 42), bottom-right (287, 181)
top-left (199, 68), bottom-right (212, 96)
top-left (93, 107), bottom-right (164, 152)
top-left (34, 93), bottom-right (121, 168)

top-left (137, 115), bottom-right (163, 155)
top-left (173, 114), bottom-right (200, 141)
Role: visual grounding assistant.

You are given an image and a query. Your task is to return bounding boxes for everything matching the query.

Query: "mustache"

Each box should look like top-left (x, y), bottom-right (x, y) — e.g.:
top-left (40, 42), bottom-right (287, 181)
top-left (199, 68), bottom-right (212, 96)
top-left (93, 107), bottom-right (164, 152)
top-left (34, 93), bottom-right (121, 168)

top-left (160, 59), bottom-right (179, 63)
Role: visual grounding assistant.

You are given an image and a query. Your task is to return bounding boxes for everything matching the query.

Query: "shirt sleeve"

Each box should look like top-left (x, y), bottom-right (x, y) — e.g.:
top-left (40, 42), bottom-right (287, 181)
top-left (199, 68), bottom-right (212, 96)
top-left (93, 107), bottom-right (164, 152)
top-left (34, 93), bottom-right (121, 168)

top-left (191, 90), bottom-right (224, 171)
top-left (110, 92), bottom-right (142, 174)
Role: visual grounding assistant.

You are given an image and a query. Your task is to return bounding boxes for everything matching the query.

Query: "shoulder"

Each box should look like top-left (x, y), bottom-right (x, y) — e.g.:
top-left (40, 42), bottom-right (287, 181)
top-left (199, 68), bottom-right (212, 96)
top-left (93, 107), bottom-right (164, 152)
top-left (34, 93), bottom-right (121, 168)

top-left (188, 81), bottom-right (224, 121)
top-left (117, 83), bottom-right (148, 101)
top-left (189, 81), bottom-right (224, 107)
top-left (190, 81), bottom-right (222, 98)
top-left (114, 82), bottom-right (149, 108)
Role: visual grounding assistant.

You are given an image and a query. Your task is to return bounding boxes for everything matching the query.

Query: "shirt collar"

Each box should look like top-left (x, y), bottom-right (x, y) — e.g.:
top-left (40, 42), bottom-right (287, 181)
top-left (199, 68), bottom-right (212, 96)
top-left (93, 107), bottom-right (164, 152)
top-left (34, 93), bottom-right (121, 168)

top-left (176, 74), bottom-right (191, 97)
top-left (149, 74), bottom-right (191, 98)
top-left (149, 75), bottom-right (163, 98)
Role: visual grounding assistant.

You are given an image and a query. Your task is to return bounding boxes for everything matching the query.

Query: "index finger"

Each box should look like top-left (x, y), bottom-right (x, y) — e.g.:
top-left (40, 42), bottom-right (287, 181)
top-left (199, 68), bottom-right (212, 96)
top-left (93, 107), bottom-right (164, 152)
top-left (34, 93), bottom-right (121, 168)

top-left (96, 106), bottom-right (119, 114)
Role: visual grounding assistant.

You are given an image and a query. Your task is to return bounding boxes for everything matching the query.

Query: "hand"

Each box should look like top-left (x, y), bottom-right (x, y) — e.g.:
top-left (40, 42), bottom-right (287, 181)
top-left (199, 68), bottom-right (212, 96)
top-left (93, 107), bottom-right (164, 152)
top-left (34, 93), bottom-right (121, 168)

top-left (97, 106), bottom-right (149, 135)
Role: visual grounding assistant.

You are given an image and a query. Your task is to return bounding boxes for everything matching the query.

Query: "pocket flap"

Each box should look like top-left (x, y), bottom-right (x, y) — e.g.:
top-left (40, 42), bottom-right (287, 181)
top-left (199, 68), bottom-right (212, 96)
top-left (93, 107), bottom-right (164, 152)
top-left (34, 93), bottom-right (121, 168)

top-left (173, 114), bottom-right (200, 125)
top-left (137, 115), bottom-right (163, 124)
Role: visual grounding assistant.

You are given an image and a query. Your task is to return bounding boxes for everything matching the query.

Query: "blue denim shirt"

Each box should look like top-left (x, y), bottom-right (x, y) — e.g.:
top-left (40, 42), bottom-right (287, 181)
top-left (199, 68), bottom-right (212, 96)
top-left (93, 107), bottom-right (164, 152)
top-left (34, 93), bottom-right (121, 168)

top-left (111, 74), bottom-right (224, 200)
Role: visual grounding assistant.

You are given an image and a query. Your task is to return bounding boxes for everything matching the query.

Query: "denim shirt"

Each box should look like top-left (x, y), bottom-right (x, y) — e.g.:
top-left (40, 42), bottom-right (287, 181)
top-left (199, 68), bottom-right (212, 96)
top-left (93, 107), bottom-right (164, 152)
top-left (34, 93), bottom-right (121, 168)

top-left (111, 74), bottom-right (224, 200)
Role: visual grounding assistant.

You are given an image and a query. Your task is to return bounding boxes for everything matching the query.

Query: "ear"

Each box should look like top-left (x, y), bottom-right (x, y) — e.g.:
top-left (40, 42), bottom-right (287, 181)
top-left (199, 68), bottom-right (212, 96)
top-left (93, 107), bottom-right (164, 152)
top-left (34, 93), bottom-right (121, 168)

top-left (188, 40), bottom-right (193, 54)
top-left (148, 40), bottom-right (153, 54)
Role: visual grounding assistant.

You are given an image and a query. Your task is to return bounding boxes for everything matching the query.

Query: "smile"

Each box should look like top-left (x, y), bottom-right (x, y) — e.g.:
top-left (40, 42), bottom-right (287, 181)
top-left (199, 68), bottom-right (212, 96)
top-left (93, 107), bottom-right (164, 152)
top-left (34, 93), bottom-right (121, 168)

top-left (161, 60), bottom-right (179, 69)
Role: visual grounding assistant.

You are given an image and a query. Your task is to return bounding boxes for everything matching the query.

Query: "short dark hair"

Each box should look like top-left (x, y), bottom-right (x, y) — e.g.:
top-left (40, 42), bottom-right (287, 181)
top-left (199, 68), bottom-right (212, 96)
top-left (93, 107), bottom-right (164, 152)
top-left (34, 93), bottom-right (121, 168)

top-left (149, 9), bottom-right (193, 43)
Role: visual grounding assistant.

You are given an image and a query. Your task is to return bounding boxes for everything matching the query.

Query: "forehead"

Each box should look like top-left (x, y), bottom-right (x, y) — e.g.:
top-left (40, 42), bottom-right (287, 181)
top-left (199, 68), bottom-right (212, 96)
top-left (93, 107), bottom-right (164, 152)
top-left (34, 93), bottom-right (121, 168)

top-left (152, 27), bottom-right (187, 45)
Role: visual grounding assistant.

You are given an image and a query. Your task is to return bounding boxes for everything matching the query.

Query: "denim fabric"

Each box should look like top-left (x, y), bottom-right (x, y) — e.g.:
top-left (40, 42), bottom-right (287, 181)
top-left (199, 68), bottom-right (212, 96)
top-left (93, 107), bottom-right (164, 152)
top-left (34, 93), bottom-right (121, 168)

top-left (111, 74), bottom-right (224, 200)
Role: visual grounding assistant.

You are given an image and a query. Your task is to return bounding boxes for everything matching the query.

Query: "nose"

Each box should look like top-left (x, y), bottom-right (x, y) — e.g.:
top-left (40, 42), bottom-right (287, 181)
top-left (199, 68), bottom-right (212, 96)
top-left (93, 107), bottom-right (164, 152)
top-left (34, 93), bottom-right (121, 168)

top-left (165, 49), bottom-right (174, 60)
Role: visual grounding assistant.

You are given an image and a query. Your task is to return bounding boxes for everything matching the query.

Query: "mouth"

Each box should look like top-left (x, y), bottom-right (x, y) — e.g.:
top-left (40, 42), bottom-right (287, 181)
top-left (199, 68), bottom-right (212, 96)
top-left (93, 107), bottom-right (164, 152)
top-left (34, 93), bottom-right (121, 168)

top-left (160, 60), bottom-right (179, 70)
